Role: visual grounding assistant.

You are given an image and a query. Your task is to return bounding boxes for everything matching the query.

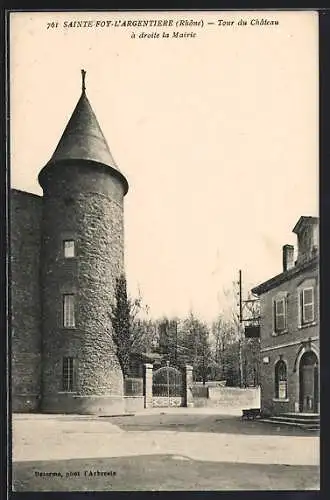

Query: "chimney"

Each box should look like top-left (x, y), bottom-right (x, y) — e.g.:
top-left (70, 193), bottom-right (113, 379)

top-left (283, 244), bottom-right (294, 271)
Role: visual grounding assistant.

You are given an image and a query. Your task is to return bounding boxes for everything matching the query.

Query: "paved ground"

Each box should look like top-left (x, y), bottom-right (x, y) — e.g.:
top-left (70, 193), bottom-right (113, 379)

top-left (12, 410), bottom-right (320, 491)
top-left (13, 456), bottom-right (319, 491)
top-left (103, 411), bottom-right (319, 437)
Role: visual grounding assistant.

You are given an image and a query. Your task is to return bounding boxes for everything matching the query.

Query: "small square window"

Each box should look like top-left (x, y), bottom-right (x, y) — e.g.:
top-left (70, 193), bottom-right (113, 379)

top-left (64, 240), bottom-right (75, 258)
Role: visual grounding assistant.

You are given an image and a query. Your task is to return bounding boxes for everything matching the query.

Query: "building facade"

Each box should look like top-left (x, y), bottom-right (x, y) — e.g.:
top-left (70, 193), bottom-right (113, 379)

top-left (252, 216), bottom-right (319, 417)
top-left (11, 72), bottom-right (129, 414)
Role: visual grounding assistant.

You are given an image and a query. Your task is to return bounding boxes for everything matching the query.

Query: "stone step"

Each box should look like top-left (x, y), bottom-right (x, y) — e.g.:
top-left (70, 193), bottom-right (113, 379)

top-left (260, 418), bottom-right (319, 431)
top-left (281, 412), bottom-right (319, 420)
top-left (270, 415), bottom-right (319, 425)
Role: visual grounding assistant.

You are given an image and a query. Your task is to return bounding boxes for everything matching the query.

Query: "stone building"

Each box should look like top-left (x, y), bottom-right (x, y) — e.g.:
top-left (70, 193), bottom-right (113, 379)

top-left (11, 72), bottom-right (130, 414)
top-left (252, 216), bottom-right (319, 417)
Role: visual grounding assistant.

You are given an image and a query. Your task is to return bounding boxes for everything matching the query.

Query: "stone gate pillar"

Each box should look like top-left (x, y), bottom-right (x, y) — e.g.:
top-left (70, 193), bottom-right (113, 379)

top-left (183, 364), bottom-right (194, 408)
top-left (144, 363), bottom-right (153, 409)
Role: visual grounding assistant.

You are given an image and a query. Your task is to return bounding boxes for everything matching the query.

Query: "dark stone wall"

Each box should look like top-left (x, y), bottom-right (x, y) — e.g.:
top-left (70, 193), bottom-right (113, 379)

top-left (124, 396), bottom-right (144, 413)
top-left (259, 264), bottom-right (319, 416)
top-left (41, 394), bottom-right (125, 415)
top-left (10, 189), bottom-right (42, 411)
top-left (39, 162), bottom-right (125, 411)
top-left (260, 340), bottom-right (319, 416)
top-left (259, 263), bottom-right (319, 351)
top-left (39, 395), bottom-right (144, 414)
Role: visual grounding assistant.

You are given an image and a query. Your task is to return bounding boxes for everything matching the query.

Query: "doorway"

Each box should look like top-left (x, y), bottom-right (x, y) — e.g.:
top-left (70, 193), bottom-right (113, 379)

top-left (299, 351), bottom-right (319, 413)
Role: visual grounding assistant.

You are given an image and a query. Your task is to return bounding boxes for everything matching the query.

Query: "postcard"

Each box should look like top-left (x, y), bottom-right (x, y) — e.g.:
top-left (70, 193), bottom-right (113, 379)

top-left (9, 9), bottom-right (319, 492)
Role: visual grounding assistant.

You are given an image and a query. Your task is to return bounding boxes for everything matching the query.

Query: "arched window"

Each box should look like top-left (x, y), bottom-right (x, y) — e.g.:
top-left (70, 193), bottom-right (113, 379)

top-left (275, 360), bottom-right (287, 399)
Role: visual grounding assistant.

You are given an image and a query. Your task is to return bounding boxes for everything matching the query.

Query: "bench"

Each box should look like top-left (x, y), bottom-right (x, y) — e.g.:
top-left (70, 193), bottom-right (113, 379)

top-left (242, 408), bottom-right (261, 420)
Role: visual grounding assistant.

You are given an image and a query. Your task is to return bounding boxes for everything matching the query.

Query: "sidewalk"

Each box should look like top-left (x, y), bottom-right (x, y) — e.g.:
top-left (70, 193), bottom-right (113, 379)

top-left (12, 407), bottom-right (243, 420)
top-left (132, 406), bottom-right (243, 416)
top-left (12, 413), bottom-right (319, 466)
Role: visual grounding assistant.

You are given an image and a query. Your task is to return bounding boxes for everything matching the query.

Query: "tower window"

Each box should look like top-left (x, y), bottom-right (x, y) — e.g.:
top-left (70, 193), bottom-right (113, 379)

top-left (62, 357), bottom-right (75, 392)
top-left (64, 240), bottom-right (75, 258)
top-left (63, 294), bottom-right (75, 328)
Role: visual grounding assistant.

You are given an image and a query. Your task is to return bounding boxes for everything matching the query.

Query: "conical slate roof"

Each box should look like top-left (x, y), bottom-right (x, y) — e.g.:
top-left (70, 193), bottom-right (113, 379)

top-left (43, 72), bottom-right (128, 194)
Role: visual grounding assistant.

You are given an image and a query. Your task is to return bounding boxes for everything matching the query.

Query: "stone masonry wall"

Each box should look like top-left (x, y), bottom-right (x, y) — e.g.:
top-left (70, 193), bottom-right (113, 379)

top-left (259, 263), bottom-right (318, 351)
top-left (259, 262), bottom-right (319, 416)
top-left (260, 340), bottom-right (319, 416)
top-left (152, 396), bottom-right (183, 408)
top-left (183, 365), bottom-right (194, 407)
top-left (10, 189), bottom-right (42, 411)
top-left (39, 162), bottom-right (126, 411)
top-left (192, 387), bottom-right (260, 410)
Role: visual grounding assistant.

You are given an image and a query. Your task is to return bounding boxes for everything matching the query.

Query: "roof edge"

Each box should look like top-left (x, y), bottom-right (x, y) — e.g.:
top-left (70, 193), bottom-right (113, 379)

top-left (292, 216), bottom-right (319, 234)
top-left (10, 188), bottom-right (42, 199)
top-left (38, 158), bottom-right (129, 196)
top-left (251, 256), bottom-right (319, 296)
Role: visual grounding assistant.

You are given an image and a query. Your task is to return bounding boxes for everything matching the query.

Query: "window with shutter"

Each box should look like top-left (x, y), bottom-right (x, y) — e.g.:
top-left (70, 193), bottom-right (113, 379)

top-left (301, 287), bottom-right (314, 324)
top-left (274, 297), bottom-right (287, 333)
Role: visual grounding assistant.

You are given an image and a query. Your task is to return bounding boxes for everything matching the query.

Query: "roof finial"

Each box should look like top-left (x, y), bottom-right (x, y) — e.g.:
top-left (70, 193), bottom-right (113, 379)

top-left (81, 69), bottom-right (86, 93)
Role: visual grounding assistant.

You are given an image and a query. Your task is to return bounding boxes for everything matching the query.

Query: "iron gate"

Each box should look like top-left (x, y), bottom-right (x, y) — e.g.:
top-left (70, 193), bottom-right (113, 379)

top-left (152, 363), bottom-right (183, 407)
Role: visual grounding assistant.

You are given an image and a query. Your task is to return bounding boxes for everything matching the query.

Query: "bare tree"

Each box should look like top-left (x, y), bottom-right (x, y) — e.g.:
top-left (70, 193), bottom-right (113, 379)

top-left (210, 314), bottom-right (238, 380)
top-left (179, 312), bottom-right (213, 384)
top-left (131, 317), bottom-right (159, 354)
top-left (224, 281), bottom-right (261, 386)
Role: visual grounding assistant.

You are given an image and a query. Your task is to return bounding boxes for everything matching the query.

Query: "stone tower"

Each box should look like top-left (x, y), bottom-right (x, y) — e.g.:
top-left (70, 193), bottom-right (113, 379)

top-left (38, 71), bottom-right (129, 414)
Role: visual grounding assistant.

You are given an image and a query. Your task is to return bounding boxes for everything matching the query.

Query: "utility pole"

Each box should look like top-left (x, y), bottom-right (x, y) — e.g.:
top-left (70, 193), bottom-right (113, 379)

top-left (237, 269), bottom-right (261, 388)
top-left (175, 320), bottom-right (178, 366)
top-left (166, 360), bottom-right (170, 405)
top-left (239, 269), bottom-right (243, 323)
top-left (237, 270), bottom-right (244, 388)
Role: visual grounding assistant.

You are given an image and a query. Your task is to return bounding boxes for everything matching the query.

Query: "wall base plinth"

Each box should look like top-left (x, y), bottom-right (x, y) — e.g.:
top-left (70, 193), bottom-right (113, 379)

top-left (12, 394), bottom-right (41, 413)
top-left (41, 394), bottom-right (125, 415)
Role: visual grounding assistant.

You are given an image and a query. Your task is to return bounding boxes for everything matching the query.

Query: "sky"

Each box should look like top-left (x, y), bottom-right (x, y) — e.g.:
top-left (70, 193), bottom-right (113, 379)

top-left (9, 11), bottom-right (319, 322)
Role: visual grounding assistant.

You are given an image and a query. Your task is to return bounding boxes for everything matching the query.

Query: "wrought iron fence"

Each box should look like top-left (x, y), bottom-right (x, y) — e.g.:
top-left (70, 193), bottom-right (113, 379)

top-left (152, 365), bottom-right (182, 397)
